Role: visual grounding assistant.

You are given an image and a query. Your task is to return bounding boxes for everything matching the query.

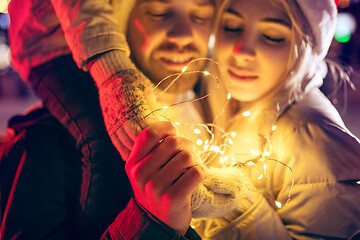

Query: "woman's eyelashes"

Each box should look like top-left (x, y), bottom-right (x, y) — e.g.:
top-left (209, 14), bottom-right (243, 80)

top-left (263, 35), bottom-right (285, 43)
top-left (223, 24), bottom-right (286, 44)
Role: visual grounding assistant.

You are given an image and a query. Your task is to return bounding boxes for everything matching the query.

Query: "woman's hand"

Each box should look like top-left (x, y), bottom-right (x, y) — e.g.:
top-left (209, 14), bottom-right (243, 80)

top-left (125, 121), bottom-right (207, 235)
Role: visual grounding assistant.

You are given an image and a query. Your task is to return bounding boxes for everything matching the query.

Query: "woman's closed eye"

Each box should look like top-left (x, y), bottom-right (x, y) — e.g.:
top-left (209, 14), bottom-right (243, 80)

top-left (263, 35), bottom-right (285, 43)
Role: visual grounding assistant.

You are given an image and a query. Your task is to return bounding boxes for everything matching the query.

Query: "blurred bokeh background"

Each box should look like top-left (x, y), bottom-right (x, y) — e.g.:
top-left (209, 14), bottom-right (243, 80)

top-left (0, 0), bottom-right (360, 138)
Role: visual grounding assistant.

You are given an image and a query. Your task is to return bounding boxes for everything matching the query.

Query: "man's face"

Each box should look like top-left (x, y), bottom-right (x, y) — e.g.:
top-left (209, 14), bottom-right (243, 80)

top-left (128, 0), bottom-right (214, 93)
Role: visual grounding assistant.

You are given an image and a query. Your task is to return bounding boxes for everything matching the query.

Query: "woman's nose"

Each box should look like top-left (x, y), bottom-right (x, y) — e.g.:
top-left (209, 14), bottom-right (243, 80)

top-left (233, 40), bottom-right (256, 62)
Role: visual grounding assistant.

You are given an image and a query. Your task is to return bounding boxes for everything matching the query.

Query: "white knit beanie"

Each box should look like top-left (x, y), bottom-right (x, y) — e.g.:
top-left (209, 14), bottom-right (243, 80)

top-left (296, 0), bottom-right (338, 59)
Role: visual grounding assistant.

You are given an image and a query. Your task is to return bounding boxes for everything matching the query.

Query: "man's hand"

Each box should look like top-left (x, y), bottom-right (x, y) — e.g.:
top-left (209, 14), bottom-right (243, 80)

top-left (125, 121), bottom-right (207, 235)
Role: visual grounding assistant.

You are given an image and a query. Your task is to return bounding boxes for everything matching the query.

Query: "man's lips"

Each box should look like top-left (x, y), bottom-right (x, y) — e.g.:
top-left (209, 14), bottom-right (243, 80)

top-left (159, 56), bottom-right (194, 67)
top-left (228, 67), bottom-right (258, 82)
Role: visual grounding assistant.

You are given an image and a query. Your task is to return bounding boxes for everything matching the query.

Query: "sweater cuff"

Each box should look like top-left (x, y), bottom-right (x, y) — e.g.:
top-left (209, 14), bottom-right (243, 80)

top-left (89, 50), bottom-right (137, 86)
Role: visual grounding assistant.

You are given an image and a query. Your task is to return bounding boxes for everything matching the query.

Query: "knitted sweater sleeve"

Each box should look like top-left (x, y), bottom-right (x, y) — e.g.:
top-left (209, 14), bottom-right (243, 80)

top-left (49, 0), bottom-right (131, 70)
top-left (89, 50), bottom-right (159, 158)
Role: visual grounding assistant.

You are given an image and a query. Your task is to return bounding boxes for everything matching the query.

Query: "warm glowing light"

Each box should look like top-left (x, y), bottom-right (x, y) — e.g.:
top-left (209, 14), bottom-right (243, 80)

top-left (182, 66), bottom-right (188, 72)
top-left (174, 122), bottom-right (181, 126)
top-left (227, 93), bottom-right (232, 99)
top-left (210, 145), bottom-right (221, 153)
top-left (203, 71), bottom-right (210, 76)
top-left (250, 149), bottom-right (259, 155)
top-left (243, 111), bottom-right (251, 117)
top-left (259, 158), bottom-right (265, 162)
top-left (191, 225), bottom-right (195, 229)
top-left (208, 34), bottom-right (216, 50)
top-left (275, 201), bottom-right (282, 208)
top-left (162, 106), bottom-right (169, 110)
top-left (357, 181), bottom-right (360, 185)
top-left (231, 132), bottom-right (236, 138)
top-left (265, 152), bottom-right (271, 156)
top-left (196, 139), bottom-right (203, 146)
top-left (263, 163), bottom-right (267, 171)
top-left (247, 161), bottom-right (255, 166)
top-left (194, 128), bottom-right (201, 135)
top-left (258, 174), bottom-right (264, 180)
top-left (228, 138), bottom-right (234, 144)
top-left (272, 125), bottom-right (277, 131)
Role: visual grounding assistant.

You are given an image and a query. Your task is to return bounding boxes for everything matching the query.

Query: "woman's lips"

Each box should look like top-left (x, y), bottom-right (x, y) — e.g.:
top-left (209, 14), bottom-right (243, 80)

top-left (228, 68), bottom-right (258, 82)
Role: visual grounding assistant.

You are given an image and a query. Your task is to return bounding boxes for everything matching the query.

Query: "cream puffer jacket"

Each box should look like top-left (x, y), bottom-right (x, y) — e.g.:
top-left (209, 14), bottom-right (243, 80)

top-left (192, 82), bottom-right (360, 239)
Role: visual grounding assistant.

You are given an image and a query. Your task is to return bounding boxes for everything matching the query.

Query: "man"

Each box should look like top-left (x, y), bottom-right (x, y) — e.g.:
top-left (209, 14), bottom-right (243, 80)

top-left (0, 0), bottom-right (215, 239)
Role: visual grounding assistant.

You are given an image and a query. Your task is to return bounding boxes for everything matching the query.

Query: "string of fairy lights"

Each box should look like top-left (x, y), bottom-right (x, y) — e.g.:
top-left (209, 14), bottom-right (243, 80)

top-left (142, 57), bottom-right (295, 209)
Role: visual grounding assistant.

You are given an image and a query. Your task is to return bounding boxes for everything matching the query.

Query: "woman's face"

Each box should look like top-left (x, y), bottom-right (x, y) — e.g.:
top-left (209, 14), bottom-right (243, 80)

top-left (216, 0), bottom-right (293, 102)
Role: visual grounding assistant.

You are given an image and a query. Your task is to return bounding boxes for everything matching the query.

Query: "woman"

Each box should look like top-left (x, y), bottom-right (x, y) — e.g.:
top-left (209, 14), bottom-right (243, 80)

top-left (190, 0), bottom-right (360, 239)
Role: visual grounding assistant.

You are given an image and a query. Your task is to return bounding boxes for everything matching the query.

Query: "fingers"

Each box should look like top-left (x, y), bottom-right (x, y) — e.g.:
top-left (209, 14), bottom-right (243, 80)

top-left (127, 134), bottom-right (192, 191)
top-left (169, 164), bottom-right (207, 202)
top-left (148, 149), bottom-right (203, 197)
top-left (127, 121), bottom-right (178, 164)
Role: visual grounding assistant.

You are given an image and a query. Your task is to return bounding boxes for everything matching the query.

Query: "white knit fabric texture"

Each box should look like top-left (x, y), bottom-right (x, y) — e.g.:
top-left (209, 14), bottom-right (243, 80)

top-left (191, 167), bottom-right (254, 219)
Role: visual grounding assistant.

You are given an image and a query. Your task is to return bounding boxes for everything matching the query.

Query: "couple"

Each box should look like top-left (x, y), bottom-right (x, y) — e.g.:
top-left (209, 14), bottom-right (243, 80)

top-left (2, 0), bottom-right (360, 239)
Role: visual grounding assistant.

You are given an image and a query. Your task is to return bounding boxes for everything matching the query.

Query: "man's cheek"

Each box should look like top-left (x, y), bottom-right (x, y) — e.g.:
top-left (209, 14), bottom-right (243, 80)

top-left (132, 19), bottom-right (151, 53)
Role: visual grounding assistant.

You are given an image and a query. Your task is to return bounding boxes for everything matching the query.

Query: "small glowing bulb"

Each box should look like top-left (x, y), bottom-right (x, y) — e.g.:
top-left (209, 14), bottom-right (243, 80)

top-left (228, 138), bottom-right (234, 144)
top-left (272, 125), bottom-right (277, 131)
top-left (263, 163), bottom-right (267, 171)
top-left (205, 139), bottom-right (209, 145)
top-left (243, 111), bottom-right (251, 117)
top-left (257, 174), bottom-right (264, 180)
top-left (223, 156), bottom-right (229, 162)
top-left (196, 139), bottom-right (203, 146)
top-left (250, 149), bottom-right (259, 155)
top-left (208, 34), bottom-right (216, 49)
top-left (182, 66), bottom-right (188, 72)
top-left (275, 201), bottom-right (282, 208)
top-left (162, 106), bottom-right (169, 110)
top-left (203, 71), bottom-right (210, 76)
top-left (259, 158), bottom-right (265, 162)
top-left (231, 132), bottom-right (237, 138)
top-left (210, 145), bottom-right (220, 152)
top-left (227, 93), bottom-right (232, 99)
top-left (357, 181), bottom-right (360, 185)
top-left (191, 225), bottom-right (196, 229)
top-left (265, 151), bottom-right (271, 156)
top-left (247, 161), bottom-right (255, 166)
top-left (174, 122), bottom-right (181, 126)
top-left (203, 145), bottom-right (209, 151)
top-left (194, 128), bottom-right (201, 134)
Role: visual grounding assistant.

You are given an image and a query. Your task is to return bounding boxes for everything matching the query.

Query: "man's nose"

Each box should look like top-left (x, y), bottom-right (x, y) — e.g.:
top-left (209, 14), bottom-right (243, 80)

top-left (166, 18), bottom-right (194, 47)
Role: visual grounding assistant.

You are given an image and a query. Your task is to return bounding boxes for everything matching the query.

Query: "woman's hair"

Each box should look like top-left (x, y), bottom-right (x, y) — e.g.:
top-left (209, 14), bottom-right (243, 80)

top-left (273, 0), bottom-right (327, 103)
top-left (274, 0), bottom-right (350, 104)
